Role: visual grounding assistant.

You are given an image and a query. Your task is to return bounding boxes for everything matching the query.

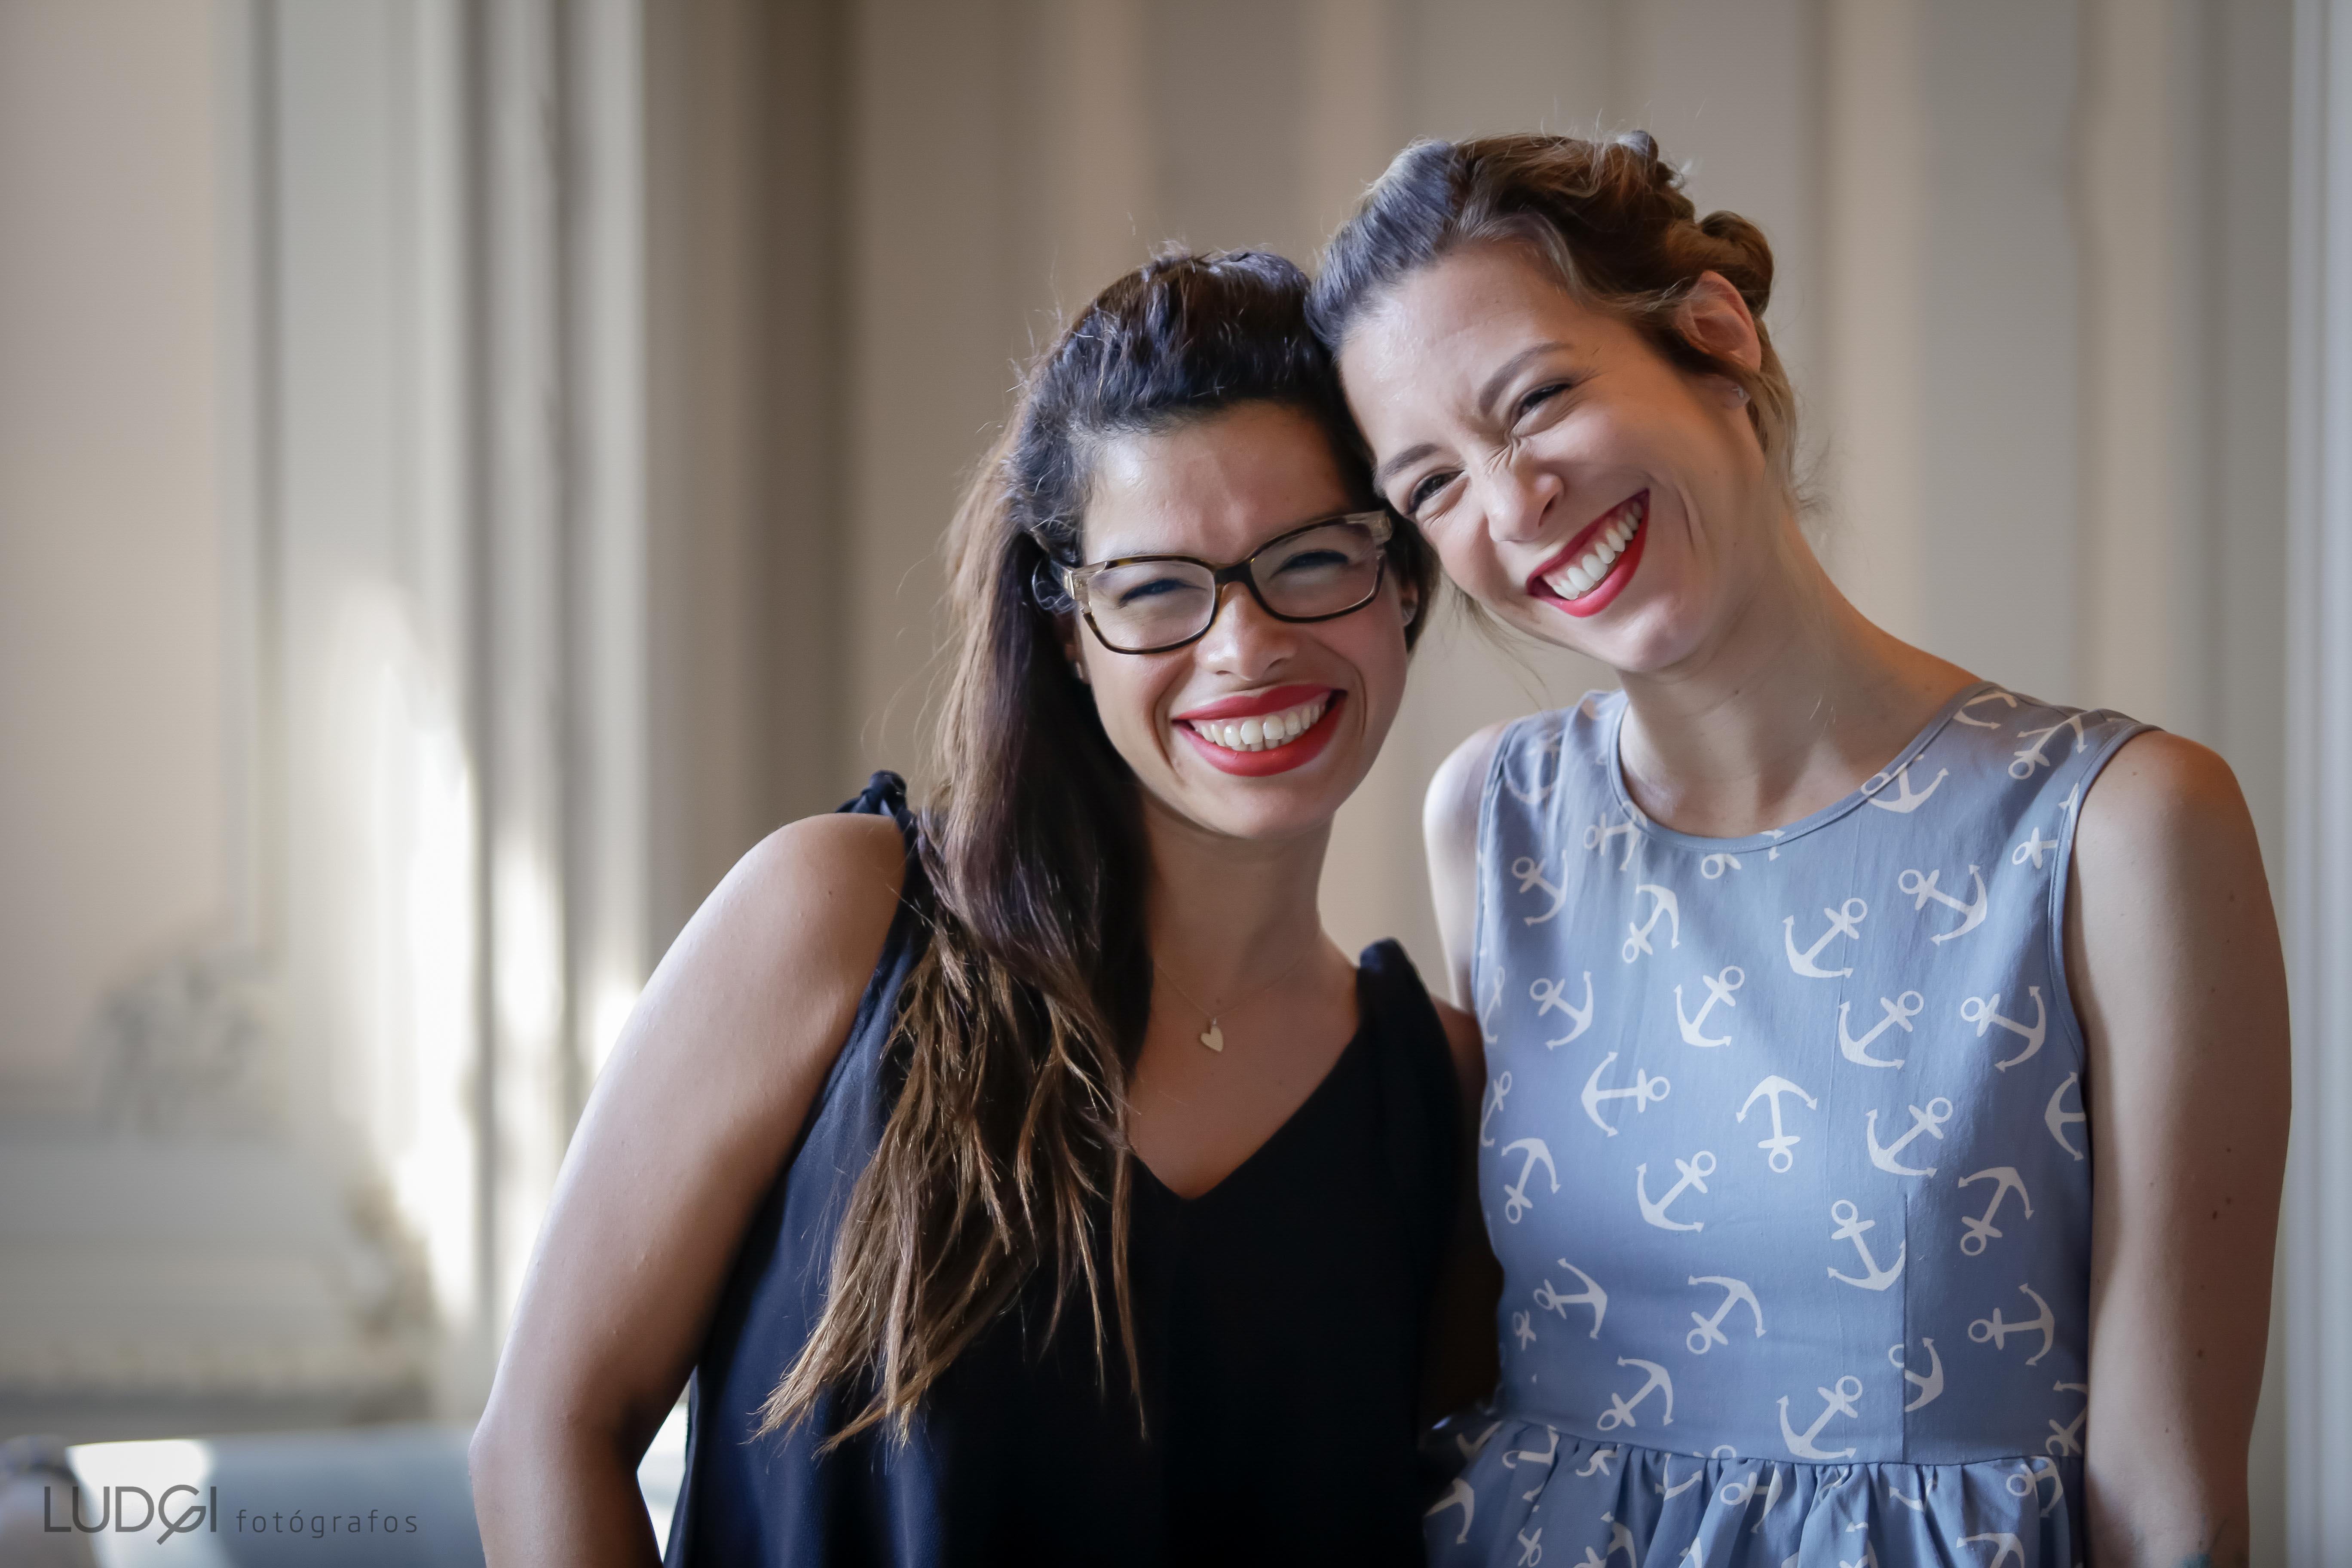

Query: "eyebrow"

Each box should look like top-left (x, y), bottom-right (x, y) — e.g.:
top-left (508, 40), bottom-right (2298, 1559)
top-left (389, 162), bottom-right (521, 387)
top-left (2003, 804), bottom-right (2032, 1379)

top-left (1371, 340), bottom-right (1578, 492)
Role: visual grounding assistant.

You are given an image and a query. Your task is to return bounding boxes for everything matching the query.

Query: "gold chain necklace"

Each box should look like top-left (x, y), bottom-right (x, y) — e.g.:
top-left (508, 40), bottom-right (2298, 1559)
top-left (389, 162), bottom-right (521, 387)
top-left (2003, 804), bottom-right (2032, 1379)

top-left (1152, 943), bottom-right (1319, 1054)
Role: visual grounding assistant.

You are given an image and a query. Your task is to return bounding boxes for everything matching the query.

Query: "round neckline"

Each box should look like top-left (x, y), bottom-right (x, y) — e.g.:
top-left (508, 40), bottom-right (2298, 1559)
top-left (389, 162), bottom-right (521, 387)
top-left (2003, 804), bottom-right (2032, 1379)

top-left (1597, 679), bottom-right (1998, 854)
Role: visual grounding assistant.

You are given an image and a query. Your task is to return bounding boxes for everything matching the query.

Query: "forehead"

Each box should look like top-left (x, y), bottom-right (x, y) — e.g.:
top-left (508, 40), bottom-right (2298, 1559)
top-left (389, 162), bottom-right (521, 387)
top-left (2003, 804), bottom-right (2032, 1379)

top-left (1082, 401), bottom-right (1353, 560)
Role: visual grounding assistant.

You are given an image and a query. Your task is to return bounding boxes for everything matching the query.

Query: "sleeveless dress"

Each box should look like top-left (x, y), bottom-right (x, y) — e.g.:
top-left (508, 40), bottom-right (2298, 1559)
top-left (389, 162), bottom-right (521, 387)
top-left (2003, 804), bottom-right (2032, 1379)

top-left (666, 773), bottom-right (1463, 1567)
top-left (1439, 684), bottom-right (2148, 1567)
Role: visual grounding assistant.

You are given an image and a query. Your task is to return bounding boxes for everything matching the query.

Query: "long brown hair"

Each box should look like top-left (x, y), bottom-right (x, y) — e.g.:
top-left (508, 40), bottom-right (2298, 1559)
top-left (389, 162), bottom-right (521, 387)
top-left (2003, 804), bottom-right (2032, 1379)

top-left (760, 250), bottom-right (1437, 1444)
top-left (1308, 131), bottom-right (1801, 501)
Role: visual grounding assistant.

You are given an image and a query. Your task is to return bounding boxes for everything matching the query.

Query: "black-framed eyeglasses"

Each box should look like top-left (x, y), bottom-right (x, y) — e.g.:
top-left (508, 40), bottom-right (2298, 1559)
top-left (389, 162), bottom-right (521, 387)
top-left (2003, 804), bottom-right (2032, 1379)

top-left (1047, 510), bottom-right (1395, 655)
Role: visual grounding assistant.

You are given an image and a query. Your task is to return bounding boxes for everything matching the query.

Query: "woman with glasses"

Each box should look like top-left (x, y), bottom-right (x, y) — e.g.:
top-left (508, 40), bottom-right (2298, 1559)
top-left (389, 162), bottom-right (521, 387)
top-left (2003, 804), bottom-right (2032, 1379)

top-left (469, 250), bottom-right (1494, 1567)
top-left (1308, 132), bottom-right (2288, 1567)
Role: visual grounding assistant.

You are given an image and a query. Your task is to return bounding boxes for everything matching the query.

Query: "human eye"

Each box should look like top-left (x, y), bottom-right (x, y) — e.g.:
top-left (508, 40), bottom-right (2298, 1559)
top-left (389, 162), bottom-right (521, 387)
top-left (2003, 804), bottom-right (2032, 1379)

top-left (1404, 469), bottom-right (1461, 521)
top-left (1112, 571), bottom-right (1199, 608)
top-left (1513, 380), bottom-right (1575, 426)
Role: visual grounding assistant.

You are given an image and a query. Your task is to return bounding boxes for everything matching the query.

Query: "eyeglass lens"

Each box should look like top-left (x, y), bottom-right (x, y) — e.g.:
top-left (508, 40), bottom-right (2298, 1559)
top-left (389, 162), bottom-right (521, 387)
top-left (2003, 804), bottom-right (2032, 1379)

top-left (1084, 520), bottom-right (1385, 651)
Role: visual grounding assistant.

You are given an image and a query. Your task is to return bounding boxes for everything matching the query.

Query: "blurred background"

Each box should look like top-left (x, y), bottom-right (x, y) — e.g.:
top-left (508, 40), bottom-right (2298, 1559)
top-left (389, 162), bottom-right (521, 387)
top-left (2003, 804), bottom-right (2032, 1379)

top-left (3, 0), bottom-right (2348, 1559)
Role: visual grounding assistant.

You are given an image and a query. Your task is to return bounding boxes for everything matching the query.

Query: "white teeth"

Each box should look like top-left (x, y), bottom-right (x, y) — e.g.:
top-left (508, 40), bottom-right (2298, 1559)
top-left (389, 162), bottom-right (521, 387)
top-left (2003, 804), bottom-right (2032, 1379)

top-left (1185, 694), bottom-right (1330, 752)
top-left (1564, 561), bottom-right (1596, 593)
top-left (1547, 502), bottom-right (1646, 600)
top-left (1580, 550), bottom-right (1606, 579)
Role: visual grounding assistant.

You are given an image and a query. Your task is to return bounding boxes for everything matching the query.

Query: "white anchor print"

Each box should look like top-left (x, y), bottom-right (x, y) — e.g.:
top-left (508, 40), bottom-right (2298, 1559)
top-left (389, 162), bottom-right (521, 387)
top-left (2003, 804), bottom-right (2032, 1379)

top-left (1623, 883), bottom-right (1682, 962)
top-left (1424, 1476), bottom-right (1473, 1544)
top-left (1636, 1151), bottom-right (1717, 1232)
top-left (1479, 963), bottom-right (1506, 1045)
top-left (2007, 1456), bottom-right (2065, 1519)
top-left (1513, 854), bottom-right (1571, 925)
top-left (1700, 851), bottom-right (1744, 879)
top-left (1673, 965), bottom-right (1744, 1047)
top-left (1827, 1198), bottom-right (1906, 1289)
top-left (1783, 897), bottom-right (1868, 978)
top-left (1865, 1097), bottom-right (1954, 1177)
top-left (1863, 761), bottom-right (1948, 813)
top-left (2045, 1072), bottom-right (2088, 1159)
top-left (1574, 1446), bottom-right (1620, 1478)
top-left (1595, 1357), bottom-right (1675, 1430)
top-left (1503, 756), bottom-right (1558, 807)
top-left (2010, 710), bottom-right (2101, 779)
top-left (1957, 1532), bottom-right (2025, 1568)
top-left (1454, 1421), bottom-right (1502, 1462)
top-left (1532, 1260), bottom-right (1606, 1338)
top-left (1655, 1459), bottom-right (1704, 1500)
top-left (1776, 1375), bottom-right (1863, 1459)
top-left (1764, 827), bottom-right (1785, 861)
top-left (1501, 1425), bottom-right (1559, 1471)
top-left (1888, 1337), bottom-right (1945, 1411)
top-left (2047, 1381), bottom-right (2089, 1456)
top-left (1578, 1516), bottom-right (1637, 1568)
top-left (1970, 1282), bottom-right (2058, 1364)
top-left (1480, 1071), bottom-right (1513, 1148)
top-left (1531, 973), bottom-right (1595, 1047)
top-left (1584, 809), bottom-right (1642, 870)
top-left (1581, 1052), bottom-right (1671, 1134)
top-left (1957, 1166), bottom-right (2034, 1255)
top-left (1511, 1309), bottom-right (1536, 1351)
top-left (1715, 1464), bottom-right (1774, 1508)
top-left (1515, 1526), bottom-right (1543, 1565)
top-left (2011, 826), bottom-right (2061, 869)
top-left (1738, 1075), bottom-right (1819, 1173)
top-left (1886, 1478), bottom-right (1927, 1511)
top-left (1962, 987), bottom-right (2047, 1070)
top-left (1747, 1466), bottom-right (1788, 1534)
top-left (1686, 1274), bottom-right (1765, 1353)
top-left (1899, 864), bottom-right (1991, 942)
top-left (1954, 687), bottom-right (2020, 728)
top-left (1838, 989), bottom-right (1924, 1068)
top-left (1500, 1136), bottom-right (1559, 1223)
top-left (1838, 1532), bottom-right (1882, 1568)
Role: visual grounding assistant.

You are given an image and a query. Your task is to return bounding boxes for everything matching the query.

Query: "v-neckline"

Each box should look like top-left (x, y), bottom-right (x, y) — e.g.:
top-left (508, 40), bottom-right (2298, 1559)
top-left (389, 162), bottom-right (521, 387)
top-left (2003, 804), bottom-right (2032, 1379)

top-left (1131, 970), bottom-right (1371, 1207)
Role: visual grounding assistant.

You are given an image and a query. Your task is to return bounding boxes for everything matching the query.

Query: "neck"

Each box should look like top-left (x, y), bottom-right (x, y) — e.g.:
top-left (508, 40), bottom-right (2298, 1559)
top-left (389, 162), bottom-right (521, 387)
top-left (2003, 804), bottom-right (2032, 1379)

top-left (1615, 505), bottom-right (1970, 835)
top-left (1138, 794), bottom-right (1335, 1008)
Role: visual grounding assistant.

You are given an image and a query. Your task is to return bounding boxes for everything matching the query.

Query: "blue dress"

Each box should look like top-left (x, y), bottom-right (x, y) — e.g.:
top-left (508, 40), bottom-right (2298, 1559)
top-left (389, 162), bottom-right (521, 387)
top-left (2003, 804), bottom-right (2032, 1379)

top-left (1442, 684), bottom-right (2147, 1567)
top-left (665, 773), bottom-right (1463, 1567)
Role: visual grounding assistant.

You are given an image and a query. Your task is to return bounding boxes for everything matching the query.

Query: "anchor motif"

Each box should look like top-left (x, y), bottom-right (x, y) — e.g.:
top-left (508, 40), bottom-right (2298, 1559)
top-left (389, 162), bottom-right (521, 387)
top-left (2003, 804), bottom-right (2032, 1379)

top-left (1515, 1526), bottom-right (1543, 1565)
top-left (1454, 1420), bottom-right (1502, 1461)
top-left (1596, 1357), bottom-right (1675, 1430)
top-left (1511, 1309), bottom-right (1535, 1351)
top-left (1623, 883), bottom-right (1682, 962)
top-left (2011, 710), bottom-right (2101, 779)
top-left (2006, 1455), bottom-right (2065, 1518)
top-left (1479, 963), bottom-right (1506, 1044)
top-left (1583, 1517), bottom-right (1637, 1568)
top-left (1954, 687), bottom-right (2021, 728)
top-left (1584, 809), bottom-right (1642, 870)
top-left (1500, 1136), bottom-right (1559, 1223)
top-left (1888, 1337), bottom-right (1945, 1411)
top-left (1764, 827), bottom-right (1785, 861)
top-left (1958, 1533), bottom-right (2025, 1568)
top-left (1636, 1151), bottom-right (1717, 1232)
top-left (1969, 1282), bottom-right (2057, 1364)
top-left (1700, 851), bottom-right (1744, 879)
top-left (1865, 1097), bottom-right (1953, 1177)
top-left (1839, 1533), bottom-right (1881, 1568)
top-left (2047, 1381), bottom-right (2089, 1456)
top-left (1838, 989), bottom-right (1924, 1068)
top-left (1531, 973), bottom-right (1595, 1047)
top-left (1480, 1071), bottom-right (1512, 1148)
top-left (1531, 1260), bottom-right (1606, 1338)
top-left (1887, 1479), bottom-right (1926, 1512)
top-left (1827, 1199), bottom-right (1906, 1289)
top-left (2045, 1072), bottom-right (2087, 1159)
top-left (1656, 1460), bottom-right (1703, 1500)
top-left (1687, 1274), bottom-right (1765, 1353)
top-left (1776, 1375), bottom-right (1863, 1459)
top-left (1513, 854), bottom-right (1570, 925)
top-left (1864, 762), bottom-right (1949, 813)
top-left (1961, 987), bottom-right (2047, 1070)
top-left (1674, 965), bottom-right (1745, 1047)
top-left (1501, 1424), bottom-right (1559, 1470)
top-left (1424, 1476), bottom-right (1474, 1544)
top-left (1581, 1052), bottom-right (1671, 1135)
top-left (1899, 864), bottom-right (1990, 943)
top-left (1738, 1075), bottom-right (1818, 1173)
top-left (1574, 1445), bottom-right (1619, 1478)
top-left (1783, 897), bottom-right (1868, 977)
top-left (1503, 756), bottom-right (1558, 806)
top-left (2011, 826), bottom-right (2061, 869)
top-left (1957, 1166), bottom-right (2034, 1255)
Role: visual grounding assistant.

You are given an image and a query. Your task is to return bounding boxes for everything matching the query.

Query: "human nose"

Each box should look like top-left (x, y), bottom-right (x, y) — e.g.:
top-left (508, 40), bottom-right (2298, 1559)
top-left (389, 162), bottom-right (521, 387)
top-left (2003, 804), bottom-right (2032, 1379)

top-left (1191, 581), bottom-right (1295, 677)
top-left (1481, 451), bottom-right (1563, 545)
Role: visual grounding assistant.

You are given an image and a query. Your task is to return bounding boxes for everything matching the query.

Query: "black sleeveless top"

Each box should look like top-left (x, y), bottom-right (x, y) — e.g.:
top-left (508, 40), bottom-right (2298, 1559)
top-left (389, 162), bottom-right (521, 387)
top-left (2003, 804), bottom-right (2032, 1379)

top-left (664, 775), bottom-right (1461, 1566)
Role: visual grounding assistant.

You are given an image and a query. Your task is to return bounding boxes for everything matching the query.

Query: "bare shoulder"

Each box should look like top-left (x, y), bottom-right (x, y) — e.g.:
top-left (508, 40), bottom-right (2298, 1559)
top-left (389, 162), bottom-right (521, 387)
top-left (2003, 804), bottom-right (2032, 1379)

top-left (2073, 730), bottom-right (2259, 877)
top-left (1424, 720), bottom-right (1510, 858)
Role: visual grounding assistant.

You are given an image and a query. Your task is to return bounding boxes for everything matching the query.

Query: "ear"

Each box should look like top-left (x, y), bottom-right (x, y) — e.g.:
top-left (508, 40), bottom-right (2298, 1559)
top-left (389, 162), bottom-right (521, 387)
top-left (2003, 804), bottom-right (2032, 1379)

top-left (1675, 270), bottom-right (1764, 375)
top-left (1397, 574), bottom-right (1424, 631)
top-left (1059, 617), bottom-right (1090, 684)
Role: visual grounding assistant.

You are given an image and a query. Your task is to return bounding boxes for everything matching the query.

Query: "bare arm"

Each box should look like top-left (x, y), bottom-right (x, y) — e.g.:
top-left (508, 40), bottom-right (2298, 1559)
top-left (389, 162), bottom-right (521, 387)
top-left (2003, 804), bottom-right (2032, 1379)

top-left (2070, 733), bottom-right (2288, 1568)
top-left (1425, 722), bottom-right (1507, 1009)
top-left (468, 813), bottom-right (908, 1568)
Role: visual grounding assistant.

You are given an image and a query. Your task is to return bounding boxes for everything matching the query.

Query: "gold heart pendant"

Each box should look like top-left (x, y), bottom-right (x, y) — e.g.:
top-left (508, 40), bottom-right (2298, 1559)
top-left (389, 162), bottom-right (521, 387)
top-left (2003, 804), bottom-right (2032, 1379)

top-left (1199, 1021), bottom-right (1225, 1053)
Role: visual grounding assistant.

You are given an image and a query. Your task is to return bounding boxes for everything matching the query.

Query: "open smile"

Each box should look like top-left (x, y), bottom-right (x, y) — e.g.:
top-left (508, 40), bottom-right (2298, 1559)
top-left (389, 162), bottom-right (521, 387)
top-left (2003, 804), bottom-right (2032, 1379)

top-left (1171, 684), bottom-right (1345, 777)
top-left (1527, 490), bottom-right (1648, 620)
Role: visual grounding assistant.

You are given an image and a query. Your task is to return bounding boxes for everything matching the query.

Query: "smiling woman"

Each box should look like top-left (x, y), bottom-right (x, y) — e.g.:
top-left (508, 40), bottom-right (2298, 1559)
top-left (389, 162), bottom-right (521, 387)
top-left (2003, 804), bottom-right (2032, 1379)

top-left (468, 250), bottom-right (1494, 1567)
